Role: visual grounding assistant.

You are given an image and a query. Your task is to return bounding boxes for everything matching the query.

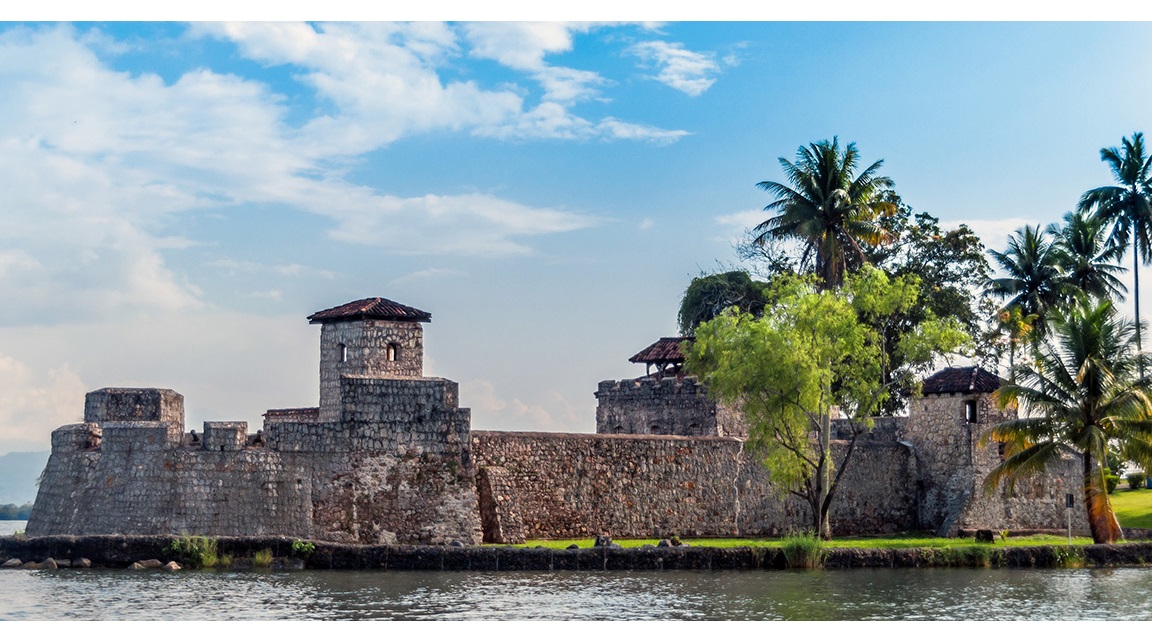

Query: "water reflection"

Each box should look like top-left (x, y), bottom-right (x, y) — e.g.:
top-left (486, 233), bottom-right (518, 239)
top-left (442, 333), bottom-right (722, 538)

top-left (1, 567), bottom-right (1149, 620)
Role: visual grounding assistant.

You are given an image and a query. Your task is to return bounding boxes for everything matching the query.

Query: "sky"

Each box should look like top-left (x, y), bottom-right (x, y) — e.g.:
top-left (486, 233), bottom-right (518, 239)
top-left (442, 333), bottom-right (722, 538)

top-left (3, 18), bottom-right (1152, 452)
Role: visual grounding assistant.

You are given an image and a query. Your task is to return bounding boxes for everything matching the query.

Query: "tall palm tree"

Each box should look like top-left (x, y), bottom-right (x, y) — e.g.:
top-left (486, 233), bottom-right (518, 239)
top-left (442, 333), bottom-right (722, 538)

top-left (986, 225), bottom-right (1068, 339)
top-left (984, 300), bottom-right (1152, 544)
top-left (1049, 210), bottom-right (1127, 301)
top-left (754, 137), bottom-right (895, 289)
top-left (1078, 132), bottom-right (1152, 355)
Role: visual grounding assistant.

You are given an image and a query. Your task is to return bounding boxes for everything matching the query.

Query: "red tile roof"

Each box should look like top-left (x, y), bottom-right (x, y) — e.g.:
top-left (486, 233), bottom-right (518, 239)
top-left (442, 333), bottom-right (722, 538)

top-left (920, 366), bottom-right (1004, 395)
top-left (308, 297), bottom-right (432, 324)
top-left (629, 337), bottom-right (694, 364)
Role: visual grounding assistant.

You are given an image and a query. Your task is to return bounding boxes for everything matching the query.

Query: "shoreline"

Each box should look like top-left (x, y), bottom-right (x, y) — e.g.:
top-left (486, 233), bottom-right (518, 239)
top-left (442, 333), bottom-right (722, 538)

top-left (4, 535), bottom-right (1152, 571)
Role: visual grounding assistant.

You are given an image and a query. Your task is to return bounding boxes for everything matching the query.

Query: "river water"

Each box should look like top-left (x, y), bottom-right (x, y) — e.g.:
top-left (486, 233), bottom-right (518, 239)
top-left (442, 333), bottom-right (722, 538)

top-left (0, 563), bottom-right (1148, 620)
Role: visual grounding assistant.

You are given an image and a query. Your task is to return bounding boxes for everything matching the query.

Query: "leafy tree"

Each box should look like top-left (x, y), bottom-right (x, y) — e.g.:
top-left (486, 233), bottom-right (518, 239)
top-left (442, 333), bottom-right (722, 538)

top-left (1050, 210), bottom-right (1127, 301)
top-left (687, 267), bottom-right (967, 538)
top-left (1078, 132), bottom-right (1152, 356)
top-left (754, 137), bottom-right (896, 289)
top-left (983, 299), bottom-right (1152, 544)
top-left (677, 270), bottom-right (769, 336)
top-left (985, 225), bottom-right (1068, 339)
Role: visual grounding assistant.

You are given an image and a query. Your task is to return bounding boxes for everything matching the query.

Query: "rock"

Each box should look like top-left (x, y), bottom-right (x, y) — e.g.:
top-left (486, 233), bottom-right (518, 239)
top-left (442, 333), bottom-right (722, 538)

top-left (138, 559), bottom-right (163, 569)
top-left (283, 558), bottom-right (305, 570)
top-left (128, 562), bottom-right (147, 570)
top-left (448, 540), bottom-right (464, 547)
top-left (975, 529), bottom-right (995, 544)
top-left (593, 535), bottom-right (613, 548)
top-left (55, 559), bottom-right (71, 568)
top-left (566, 544), bottom-right (579, 550)
top-left (74, 557), bottom-right (91, 568)
top-left (162, 561), bottom-right (181, 571)
top-left (657, 539), bottom-right (671, 548)
top-left (21, 561), bottom-right (40, 569)
top-left (42, 558), bottom-right (58, 570)
top-left (1, 559), bottom-right (21, 568)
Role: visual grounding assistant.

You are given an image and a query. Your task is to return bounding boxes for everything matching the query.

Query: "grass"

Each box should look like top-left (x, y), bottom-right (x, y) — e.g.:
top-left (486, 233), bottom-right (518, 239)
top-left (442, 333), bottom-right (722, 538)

top-left (1112, 487), bottom-right (1152, 529)
top-left (252, 548), bottom-right (274, 568)
top-left (507, 532), bottom-right (1096, 550)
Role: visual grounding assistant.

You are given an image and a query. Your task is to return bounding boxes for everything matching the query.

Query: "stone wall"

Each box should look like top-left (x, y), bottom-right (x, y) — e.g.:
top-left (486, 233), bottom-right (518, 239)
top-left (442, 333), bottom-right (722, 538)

top-left (595, 377), bottom-right (744, 437)
top-left (319, 320), bottom-right (424, 421)
top-left (471, 430), bottom-right (917, 541)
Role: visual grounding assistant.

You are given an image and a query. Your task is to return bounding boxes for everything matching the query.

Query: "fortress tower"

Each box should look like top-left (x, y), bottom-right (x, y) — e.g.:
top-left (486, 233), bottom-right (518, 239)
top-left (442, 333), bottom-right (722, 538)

top-left (308, 297), bottom-right (431, 423)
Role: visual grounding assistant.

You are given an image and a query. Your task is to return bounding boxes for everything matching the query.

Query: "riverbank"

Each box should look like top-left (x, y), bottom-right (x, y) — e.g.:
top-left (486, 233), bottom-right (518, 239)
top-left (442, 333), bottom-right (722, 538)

top-left (4, 534), bottom-right (1152, 570)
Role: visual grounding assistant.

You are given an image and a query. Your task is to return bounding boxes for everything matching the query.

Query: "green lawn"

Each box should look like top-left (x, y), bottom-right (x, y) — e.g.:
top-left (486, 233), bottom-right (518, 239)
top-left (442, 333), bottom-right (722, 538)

top-left (1113, 487), bottom-right (1152, 529)
top-left (511, 532), bottom-right (1094, 550)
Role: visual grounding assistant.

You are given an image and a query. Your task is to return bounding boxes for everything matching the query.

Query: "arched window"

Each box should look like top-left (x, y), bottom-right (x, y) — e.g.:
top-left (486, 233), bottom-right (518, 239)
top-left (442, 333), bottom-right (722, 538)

top-left (964, 400), bottom-right (978, 423)
top-left (338, 343), bottom-right (347, 363)
top-left (387, 343), bottom-right (399, 362)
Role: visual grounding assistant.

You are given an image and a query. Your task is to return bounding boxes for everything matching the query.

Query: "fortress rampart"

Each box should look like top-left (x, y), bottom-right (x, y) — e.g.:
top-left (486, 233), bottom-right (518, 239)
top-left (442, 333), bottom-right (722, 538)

top-left (25, 297), bottom-right (1091, 545)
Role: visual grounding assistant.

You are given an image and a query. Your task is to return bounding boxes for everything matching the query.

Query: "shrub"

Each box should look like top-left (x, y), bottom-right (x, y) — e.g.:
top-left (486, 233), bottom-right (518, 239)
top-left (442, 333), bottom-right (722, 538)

top-left (1105, 470), bottom-right (1120, 494)
top-left (780, 530), bottom-right (824, 569)
top-left (165, 535), bottom-right (219, 569)
top-left (1127, 472), bottom-right (1146, 490)
top-left (218, 553), bottom-right (233, 569)
top-left (291, 539), bottom-right (316, 558)
top-left (253, 548), bottom-right (273, 568)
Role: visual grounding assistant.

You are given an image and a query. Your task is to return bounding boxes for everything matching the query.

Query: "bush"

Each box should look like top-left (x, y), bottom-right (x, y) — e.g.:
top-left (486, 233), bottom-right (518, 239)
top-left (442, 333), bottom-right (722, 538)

top-left (1105, 470), bottom-right (1120, 494)
top-left (291, 539), bottom-right (315, 558)
top-left (165, 535), bottom-right (219, 568)
top-left (1127, 472), bottom-right (1146, 490)
top-left (780, 530), bottom-right (824, 569)
top-left (253, 548), bottom-right (273, 568)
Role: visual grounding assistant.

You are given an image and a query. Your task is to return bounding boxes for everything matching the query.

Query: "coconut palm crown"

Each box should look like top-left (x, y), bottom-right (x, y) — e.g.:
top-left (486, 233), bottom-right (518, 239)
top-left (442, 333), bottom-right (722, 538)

top-left (1050, 210), bottom-right (1127, 301)
top-left (1078, 132), bottom-right (1152, 354)
top-left (983, 299), bottom-right (1152, 544)
top-left (754, 137), bottom-right (895, 289)
top-left (986, 225), bottom-right (1069, 338)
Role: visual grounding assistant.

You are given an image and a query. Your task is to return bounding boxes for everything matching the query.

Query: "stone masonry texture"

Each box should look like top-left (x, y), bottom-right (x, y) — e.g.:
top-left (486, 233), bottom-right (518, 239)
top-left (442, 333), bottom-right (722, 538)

top-left (24, 301), bottom-right (1094, 545)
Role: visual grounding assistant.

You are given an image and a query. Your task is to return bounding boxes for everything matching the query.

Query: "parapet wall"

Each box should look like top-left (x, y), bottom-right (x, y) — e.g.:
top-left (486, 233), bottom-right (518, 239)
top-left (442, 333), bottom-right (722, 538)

top-left (471, 430), bottom-right (918, 541)
top-left (595, 377), bottom-right (743, 437)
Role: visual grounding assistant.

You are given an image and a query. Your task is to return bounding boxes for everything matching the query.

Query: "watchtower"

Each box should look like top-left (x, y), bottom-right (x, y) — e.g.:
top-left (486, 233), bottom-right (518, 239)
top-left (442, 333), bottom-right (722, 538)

top-left (308, 297), bottom-right (432, 422)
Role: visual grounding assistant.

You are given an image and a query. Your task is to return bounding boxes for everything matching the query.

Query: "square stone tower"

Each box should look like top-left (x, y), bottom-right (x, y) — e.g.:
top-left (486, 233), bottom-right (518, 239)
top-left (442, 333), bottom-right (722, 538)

top-left (308, 297), bottom-right (432, 423)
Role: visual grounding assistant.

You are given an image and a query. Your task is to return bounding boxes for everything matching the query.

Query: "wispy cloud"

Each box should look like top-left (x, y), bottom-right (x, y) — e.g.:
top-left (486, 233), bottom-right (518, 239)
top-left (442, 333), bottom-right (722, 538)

top-left (630, 40), bottom-right (721, 96)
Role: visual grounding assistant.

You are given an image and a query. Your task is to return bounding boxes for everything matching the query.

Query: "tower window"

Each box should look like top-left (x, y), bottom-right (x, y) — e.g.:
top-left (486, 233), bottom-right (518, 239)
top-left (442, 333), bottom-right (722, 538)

top-left (965, 400), bottom-right (978, 423)
top-left (387, 343), bottom-right (399, 362)
top-left (338, 343), bottom-right (347, 363)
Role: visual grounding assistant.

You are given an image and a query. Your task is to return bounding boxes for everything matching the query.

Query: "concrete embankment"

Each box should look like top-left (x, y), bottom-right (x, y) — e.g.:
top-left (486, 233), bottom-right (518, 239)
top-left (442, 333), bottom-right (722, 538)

top-left (4, 535), bottom-right (1152, 570)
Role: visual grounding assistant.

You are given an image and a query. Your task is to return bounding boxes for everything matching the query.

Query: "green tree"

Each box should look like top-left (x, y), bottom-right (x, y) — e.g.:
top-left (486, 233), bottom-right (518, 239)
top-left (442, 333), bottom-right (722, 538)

top-left (986, 225), bottom-right (1068, 339)
top-left (983, 299), bottom-right (1152, 544)
top-left (754, 137), bottom-right (895, 289)
top-left (1078, 132), bottom-right (1152, 356)
top-left (687, 267), bottom-right (967, 538)
top-left (1050, 210), bottom-right (1126, 301)
top-left (677, 270), bottom-right (769, 336)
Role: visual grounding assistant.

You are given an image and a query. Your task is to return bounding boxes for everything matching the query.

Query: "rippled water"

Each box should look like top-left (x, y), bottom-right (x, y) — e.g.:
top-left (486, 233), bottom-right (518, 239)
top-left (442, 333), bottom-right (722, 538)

top-left (1, 567), bottom-right (1149, 620)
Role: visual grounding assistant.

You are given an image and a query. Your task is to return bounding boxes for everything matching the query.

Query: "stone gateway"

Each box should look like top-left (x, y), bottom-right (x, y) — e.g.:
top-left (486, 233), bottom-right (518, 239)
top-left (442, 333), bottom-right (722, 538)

top-left (26, 297), bottom-right (1089, 544)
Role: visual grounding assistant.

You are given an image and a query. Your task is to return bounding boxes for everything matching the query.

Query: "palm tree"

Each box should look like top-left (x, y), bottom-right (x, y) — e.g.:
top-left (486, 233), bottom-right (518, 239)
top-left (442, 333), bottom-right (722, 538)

top-left (1049, 210), bottom-right (1127, 301)
top-left (1078, 132), bottom-right (1152, 355)
top-left (984, 299), bottom-right (1152, 544)
top-left (754, 137), bottom-right (895, 289)
top-left (986, 225), bottom-right (1068, 339)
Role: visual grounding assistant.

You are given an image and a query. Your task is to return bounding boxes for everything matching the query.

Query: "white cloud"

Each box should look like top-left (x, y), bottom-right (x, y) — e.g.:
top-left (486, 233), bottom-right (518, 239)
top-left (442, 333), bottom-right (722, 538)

top-left (0, 356), bottom-right (86, 452)
top-left (388, 268), bottom-right (466, 287)
top-left (461, 379), bottom-right (585, 432)
top-left (944, 217), bottom-right (1039, 255)
top-left (715, 209), bottom-right (766, 230)
top-left (630, 40), bottom-right (720, 96)
top-left (462, 22), bottom-right (608, 104)
top-left (639, 218), bottom-right (655, 231)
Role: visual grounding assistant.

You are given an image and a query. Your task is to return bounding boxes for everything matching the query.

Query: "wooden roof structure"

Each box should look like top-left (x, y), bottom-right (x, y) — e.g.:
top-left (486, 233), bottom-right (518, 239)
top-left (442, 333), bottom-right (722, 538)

top-left (920, 366), bottom-right (1004, 395)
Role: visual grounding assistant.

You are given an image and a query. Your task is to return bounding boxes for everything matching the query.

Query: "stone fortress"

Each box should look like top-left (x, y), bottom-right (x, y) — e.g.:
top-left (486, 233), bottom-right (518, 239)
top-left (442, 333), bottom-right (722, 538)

top-left (26, 297), bottom-right (1089, 545)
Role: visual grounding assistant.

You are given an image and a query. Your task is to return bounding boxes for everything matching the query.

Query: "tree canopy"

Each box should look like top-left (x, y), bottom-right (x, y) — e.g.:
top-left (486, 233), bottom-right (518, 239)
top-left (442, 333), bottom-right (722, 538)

top-left (677, 270), bottom-right (769, 336)
top-left (687, 267), bottom-right (968, 538)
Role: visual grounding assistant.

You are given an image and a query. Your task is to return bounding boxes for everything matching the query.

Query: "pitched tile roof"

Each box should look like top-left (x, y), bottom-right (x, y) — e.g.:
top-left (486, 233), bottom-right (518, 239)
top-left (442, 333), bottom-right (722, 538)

top-left (307, 297), bottom-right (432, 324)
top-left (920, 366), bottom-right (1004, 395)
top-left (629, 337), bottom-right (694, 365)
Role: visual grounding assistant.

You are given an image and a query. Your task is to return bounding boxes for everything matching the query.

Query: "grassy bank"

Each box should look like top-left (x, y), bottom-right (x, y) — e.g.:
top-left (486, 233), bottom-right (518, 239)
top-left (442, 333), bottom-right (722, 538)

top-left (510, 532), bottom-right (1096, 550)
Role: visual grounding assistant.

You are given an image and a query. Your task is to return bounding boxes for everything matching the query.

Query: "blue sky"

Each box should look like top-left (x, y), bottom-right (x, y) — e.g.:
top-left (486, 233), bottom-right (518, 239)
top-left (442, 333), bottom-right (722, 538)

top-left (2, 20), bottom-right (1152, 452)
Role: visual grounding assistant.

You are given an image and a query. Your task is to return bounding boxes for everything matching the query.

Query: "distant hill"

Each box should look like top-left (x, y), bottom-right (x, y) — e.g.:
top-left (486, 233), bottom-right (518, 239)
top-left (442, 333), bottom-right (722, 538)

top-left (0, 451), bottom-right (49, 505)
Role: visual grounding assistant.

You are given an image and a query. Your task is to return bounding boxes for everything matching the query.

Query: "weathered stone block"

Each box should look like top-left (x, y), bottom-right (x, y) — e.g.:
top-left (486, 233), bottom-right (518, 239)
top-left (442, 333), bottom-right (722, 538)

top-left (203, 421), bottom-right (248, 451)
top-left (84, 388), bottom-right (184, 425)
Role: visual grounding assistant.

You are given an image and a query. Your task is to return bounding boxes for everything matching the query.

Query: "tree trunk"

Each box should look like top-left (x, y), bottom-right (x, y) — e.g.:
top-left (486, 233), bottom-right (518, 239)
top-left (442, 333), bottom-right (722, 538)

top-left (1135, 247), bottom-right (1143, 376)
top-left (819, 409), bottom-right (832, 539)
top-left (1083, 449), bottom-right (1122, 544)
